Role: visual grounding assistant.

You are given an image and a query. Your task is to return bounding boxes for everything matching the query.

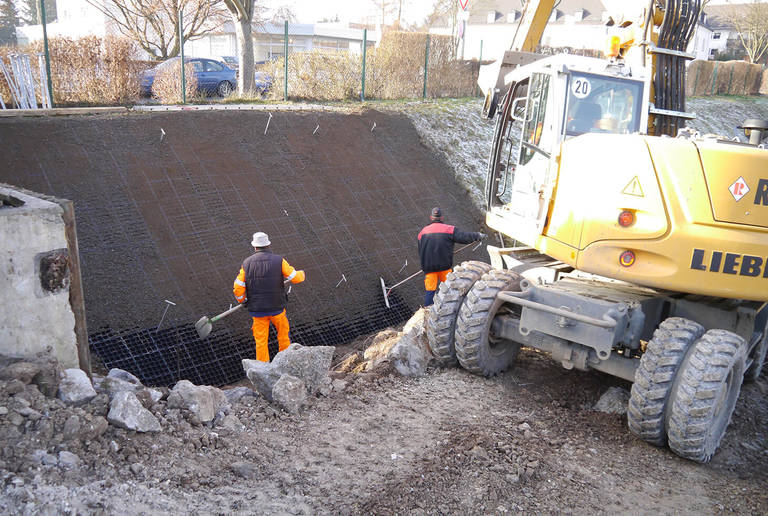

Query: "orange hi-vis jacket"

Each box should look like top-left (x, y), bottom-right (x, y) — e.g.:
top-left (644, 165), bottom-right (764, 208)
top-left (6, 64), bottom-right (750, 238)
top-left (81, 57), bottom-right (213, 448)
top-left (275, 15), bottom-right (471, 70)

top-left (233, 255), bottom-right (305, 315)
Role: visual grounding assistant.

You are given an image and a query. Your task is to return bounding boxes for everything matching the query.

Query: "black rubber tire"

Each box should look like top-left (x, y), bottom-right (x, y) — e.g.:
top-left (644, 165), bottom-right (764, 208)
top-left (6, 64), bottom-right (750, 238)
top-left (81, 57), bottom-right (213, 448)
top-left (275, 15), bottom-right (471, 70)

top-left (627, 317), bottom-right (704, 446)
top-left (426, 261), bottom-right (492, 366)
top-left (744, 323), bottom-right (767, 383)
top-left (454, 269), bottom-right (523, 376)
top-left (217, 81), bottom-right (233, 97)
top-left (482, 89), bottom-right (498, 119)
top-left (667, 329), bottom-right (747, 463)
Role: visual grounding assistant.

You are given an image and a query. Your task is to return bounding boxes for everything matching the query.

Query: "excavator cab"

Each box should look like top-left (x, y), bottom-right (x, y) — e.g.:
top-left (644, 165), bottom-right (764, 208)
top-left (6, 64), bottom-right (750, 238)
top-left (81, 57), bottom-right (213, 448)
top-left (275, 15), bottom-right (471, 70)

top-left (486, 56), bottom-right (649, 246)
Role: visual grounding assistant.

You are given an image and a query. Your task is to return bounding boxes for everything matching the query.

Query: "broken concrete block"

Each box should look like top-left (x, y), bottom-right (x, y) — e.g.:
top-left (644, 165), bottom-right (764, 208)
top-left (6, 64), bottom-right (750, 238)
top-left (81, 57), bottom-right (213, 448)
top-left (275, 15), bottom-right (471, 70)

top-left (166, 380), bottom-right (229, 424)
top-left (58, 368), bottom-right (97, 405)
top-left (224, 386), bottom-right (259, 405)
top-left (388, 328), bottom-right (434, 377)
top-left (272, 374), bottom-right (307, 414)
top-left (107, 391), bottom-right (161, 433)
top-left (243, 343), bottom-right (334, 401)
top-left (107, 368), bottom-right (142, 385)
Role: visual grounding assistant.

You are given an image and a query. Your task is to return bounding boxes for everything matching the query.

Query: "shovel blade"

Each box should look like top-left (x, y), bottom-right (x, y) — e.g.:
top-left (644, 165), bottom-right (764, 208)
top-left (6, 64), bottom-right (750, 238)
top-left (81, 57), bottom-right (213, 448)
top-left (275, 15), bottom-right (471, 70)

top-left (380, 277), bottom-right (390, 309)
top-left (195, 316), bottom-right (213, 339)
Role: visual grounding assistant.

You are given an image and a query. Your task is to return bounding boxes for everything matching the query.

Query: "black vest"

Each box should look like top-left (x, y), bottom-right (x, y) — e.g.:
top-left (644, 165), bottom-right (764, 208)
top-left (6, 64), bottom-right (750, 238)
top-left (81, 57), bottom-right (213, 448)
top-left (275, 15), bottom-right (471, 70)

top-left (243, 250), bottom-right (285, 313)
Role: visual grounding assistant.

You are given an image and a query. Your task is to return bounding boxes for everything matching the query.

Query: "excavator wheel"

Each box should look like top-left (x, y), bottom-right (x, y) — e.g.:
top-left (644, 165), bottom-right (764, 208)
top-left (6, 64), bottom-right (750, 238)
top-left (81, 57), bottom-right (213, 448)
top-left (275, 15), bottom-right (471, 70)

top-left (744, 321), bottom-right (767, 383)
top-left (427, 261), bottom-right (492, 366)
top-left (627, 317), bottom-right (704, 446)
top-left (667, 329), bottom-right (747, 463)
top-left (454, 269), bottom-right (523, 376)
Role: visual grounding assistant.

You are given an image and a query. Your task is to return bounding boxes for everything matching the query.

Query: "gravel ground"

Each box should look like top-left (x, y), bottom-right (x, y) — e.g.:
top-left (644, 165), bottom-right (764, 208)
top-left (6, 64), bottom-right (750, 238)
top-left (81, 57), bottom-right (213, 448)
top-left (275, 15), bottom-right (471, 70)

top-left (0, 343), bottom-right (765, 515)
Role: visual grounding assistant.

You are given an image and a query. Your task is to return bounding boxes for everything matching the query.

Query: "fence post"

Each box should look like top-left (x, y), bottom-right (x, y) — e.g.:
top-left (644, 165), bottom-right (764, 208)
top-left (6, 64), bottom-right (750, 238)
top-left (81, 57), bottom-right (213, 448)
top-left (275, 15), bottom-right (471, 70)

top-left (710, 61), bottom-right (719, 95)
top-left (423, 34), bottom-right (430, 99)
top-left (692, 62), bottom-right (700, 96)
top-left (39, 0), bottom-right (53, 107)
top-left (476, 40), bottom-right (483, 97)
top-left (361, 28), bottom-right (367, 102)
top-left (178, 10), bottom-right (186, 104)
top-left (284, 21), bottom-right (289, 101)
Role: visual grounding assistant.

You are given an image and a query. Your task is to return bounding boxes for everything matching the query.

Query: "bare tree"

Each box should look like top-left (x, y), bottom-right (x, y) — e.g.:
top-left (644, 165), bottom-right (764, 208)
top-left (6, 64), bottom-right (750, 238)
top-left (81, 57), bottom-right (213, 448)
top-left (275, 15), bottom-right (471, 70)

top-left (725, 0), bottom-right (768, 64)
top-left (86, 0), bottom-right (225, 59)
top-left (370, 0), bottom-right (397, 29)
top-left (270, 4), bottom-right (296, 24)
top-left (222, 0), bottom-right (258, 93)
top-left (424, 0), bottom-right (460, 54)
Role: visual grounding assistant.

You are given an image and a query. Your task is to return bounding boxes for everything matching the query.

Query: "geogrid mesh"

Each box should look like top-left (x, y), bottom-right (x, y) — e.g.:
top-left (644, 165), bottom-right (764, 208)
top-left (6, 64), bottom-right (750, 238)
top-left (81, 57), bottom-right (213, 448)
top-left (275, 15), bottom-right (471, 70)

top-left (0, 109), bottom-right (484, 386)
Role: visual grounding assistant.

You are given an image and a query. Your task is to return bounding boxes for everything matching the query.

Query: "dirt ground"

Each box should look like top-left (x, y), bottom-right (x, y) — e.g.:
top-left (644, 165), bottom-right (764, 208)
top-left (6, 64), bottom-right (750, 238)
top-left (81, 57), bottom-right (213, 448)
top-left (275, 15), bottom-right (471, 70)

top-left (1, 334), bottom-right (765, 515)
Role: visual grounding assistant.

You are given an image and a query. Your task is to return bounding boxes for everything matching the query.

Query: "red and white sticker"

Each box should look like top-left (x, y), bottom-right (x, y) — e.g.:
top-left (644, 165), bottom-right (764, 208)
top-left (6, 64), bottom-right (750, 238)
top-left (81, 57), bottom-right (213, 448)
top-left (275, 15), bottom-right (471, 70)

top-left (729, 176), bottom-right (750, 201)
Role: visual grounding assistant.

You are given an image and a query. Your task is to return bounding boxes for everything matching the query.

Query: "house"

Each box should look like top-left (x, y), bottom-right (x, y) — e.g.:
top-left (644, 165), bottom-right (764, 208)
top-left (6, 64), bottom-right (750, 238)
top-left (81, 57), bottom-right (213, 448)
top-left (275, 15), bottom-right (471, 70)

top-left (185, 23), bottom-right (379, 62)
top-left (429, 0), bottom-right (720, 63)
top-left (15, 0), bottom-right (111, 45)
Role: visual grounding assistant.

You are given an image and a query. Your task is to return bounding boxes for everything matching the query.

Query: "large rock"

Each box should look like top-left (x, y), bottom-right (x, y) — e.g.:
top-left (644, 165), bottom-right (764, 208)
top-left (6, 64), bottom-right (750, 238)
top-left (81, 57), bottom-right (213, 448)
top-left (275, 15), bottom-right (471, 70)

top-left (100, 368), bottom-right (143, 398)
top-left (363, 330), bottom-right (401, 369)
top-left (272, 374), bottom-right (307, 414)
top-left (166, 380), bottom-right (229, 424)
top-left (31, 356), bottom-right (62, 397)
top-left (593, 386), bottom-right (630, 415)
top-left (0, 361), bottom-right (41, 384)
top-left (243, 343), bottom-right (334, 401)
top-left (388, 309), bottom-right (433, 377)
top-left (58, 369), bottom-right (97, 405)
top-left (107, 391), bottom-right (161, 432)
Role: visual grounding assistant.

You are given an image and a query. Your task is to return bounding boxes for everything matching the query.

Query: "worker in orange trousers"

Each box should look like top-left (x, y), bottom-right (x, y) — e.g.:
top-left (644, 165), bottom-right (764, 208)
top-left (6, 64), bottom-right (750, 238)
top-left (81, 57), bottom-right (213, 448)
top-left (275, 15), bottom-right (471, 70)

top-left (418, 207), bottom-right (485, 306)
top-left (233, 232), bottom-right (305, 362)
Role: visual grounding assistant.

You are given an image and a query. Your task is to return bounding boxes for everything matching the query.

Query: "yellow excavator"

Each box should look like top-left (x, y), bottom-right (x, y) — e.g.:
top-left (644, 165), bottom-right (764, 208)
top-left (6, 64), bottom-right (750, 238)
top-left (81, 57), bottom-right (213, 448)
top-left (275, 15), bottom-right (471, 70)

top-left (426, 0), bottom-right (768, 463)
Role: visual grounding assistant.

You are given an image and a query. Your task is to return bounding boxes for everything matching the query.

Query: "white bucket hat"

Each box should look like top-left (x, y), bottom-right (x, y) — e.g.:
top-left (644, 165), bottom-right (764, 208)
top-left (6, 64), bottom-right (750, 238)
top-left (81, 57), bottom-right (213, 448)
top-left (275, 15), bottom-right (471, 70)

top-left (251, 232), bottom-right (271, 247)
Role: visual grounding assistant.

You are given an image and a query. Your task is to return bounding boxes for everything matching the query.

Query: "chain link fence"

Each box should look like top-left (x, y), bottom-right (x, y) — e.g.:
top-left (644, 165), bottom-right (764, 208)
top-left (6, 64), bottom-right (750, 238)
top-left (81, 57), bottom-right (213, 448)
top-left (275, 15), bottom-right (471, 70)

top-left (1, 14), bottom-right (481, 108)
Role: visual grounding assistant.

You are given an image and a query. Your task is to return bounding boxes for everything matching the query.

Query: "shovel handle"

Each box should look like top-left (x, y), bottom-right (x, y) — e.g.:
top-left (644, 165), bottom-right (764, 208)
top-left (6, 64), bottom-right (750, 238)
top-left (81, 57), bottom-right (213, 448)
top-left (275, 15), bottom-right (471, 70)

top-left (211, 303), bottom-right (245, 323)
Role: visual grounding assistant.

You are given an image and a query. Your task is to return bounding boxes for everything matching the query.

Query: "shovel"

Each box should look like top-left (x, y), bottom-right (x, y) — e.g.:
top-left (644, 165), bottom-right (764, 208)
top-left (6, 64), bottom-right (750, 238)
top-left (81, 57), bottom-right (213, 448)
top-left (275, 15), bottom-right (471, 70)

top-left (196, 278), bottom-right (296, 338)
top-left (379, 241), bottom-right (481, 308)
top-left (195, 304), bottom-right (244, 339)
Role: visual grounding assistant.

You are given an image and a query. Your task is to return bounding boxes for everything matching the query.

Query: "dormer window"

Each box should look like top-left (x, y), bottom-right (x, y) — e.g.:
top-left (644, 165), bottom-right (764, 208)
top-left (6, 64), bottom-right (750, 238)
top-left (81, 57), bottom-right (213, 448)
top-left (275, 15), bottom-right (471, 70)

top-left (549, 10), bottom-right (561, 22)
top-left (487, 11), bottom-right (499, 24)
top-left (507, 10), bottom-right (520, 23)
top-left (574, 9), bottom-right (587, 21)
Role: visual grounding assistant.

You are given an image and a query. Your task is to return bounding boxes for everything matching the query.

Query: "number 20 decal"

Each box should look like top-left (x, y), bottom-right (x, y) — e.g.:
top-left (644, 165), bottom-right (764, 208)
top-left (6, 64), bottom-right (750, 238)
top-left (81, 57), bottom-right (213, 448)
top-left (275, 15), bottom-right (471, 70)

top-left (572, 78), bottom-right (591, 99)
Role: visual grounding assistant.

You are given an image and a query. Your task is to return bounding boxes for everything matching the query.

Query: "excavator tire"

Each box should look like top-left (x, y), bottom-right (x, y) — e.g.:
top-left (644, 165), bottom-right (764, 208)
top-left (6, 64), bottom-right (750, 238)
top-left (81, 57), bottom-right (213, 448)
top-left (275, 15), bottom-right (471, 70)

top-left (667, 329), bottom-right (747, 463)
top-left (627, 317), bottom-right (704, 446)
top-left (427, 261), bottom-right (492, 366)
top-left (744, 322), bottom-right (767, 383)
top-left (454, 269), bottom-right (523, 376)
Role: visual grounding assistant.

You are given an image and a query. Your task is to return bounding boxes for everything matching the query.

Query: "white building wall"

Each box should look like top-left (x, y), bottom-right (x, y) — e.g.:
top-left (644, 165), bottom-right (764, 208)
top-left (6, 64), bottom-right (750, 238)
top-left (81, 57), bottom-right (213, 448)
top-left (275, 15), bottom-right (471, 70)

top-left (16, 0), bottom-right (108, 44)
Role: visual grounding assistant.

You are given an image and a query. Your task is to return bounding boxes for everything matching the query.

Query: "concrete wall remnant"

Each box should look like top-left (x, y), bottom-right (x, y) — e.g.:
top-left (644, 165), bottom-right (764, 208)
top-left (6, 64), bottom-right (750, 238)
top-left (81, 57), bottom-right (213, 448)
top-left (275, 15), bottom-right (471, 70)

top-left (0, 185), bottom-right (81, 368)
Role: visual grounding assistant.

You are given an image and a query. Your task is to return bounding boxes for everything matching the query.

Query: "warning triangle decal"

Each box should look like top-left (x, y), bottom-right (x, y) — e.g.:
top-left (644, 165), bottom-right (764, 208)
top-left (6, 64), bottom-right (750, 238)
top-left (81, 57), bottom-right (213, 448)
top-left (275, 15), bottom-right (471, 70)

top-left (622, 176), bottom-right (644, 197)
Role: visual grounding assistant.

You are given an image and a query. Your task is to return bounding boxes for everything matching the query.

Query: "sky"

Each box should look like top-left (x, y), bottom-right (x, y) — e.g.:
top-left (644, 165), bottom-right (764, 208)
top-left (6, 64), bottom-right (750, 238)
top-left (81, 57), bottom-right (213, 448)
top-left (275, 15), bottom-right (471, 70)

top-left (261, 0), bottom-right (437, 26)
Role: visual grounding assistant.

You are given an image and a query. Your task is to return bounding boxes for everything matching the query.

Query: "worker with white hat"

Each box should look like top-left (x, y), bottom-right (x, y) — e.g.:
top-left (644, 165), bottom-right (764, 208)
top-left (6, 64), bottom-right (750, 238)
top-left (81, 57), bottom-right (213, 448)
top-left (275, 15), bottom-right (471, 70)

top-left (233, 232), bottom-right (305, 362)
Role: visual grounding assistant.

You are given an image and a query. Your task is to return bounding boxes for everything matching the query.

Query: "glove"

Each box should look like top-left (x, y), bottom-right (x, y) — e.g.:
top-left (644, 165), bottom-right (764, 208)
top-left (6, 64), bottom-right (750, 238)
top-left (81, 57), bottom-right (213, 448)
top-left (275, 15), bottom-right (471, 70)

top-left (477, 233), bottom-right (487, 241)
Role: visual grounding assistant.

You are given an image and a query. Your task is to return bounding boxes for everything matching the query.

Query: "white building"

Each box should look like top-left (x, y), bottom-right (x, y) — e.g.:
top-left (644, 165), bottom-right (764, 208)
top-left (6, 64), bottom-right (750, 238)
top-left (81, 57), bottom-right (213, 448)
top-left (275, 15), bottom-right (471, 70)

top-left (185, 23), bottom-right (379, 62)
top-left (16, 0), bottom-right (111, 45)
top-left (430, 0), bottom-right (723, 63)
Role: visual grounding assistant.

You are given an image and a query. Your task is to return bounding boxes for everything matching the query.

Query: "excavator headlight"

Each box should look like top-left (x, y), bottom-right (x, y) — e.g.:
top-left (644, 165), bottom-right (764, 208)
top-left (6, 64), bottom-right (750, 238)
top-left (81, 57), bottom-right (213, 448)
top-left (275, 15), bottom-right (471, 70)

top-left (618, 210), bottom-right (635, 227)
top-left (619, 250), bottom-right (636, 267)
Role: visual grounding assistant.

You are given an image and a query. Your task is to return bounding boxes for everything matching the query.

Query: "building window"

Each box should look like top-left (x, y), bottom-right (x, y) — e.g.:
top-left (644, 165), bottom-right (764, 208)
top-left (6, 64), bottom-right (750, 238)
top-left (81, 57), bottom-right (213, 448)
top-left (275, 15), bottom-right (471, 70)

top-left (713, 32), bottom-right (721, 39)
top-left (487, 11), bottom-right (497, 24)
top-left (313, 38), bottom-right (350, 51)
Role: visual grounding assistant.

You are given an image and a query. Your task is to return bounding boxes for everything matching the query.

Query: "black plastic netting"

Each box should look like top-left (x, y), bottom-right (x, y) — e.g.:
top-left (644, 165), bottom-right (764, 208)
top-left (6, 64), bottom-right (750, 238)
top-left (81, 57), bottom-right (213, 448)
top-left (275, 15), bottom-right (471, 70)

top-left (0, 109), bottom-right (485, 387)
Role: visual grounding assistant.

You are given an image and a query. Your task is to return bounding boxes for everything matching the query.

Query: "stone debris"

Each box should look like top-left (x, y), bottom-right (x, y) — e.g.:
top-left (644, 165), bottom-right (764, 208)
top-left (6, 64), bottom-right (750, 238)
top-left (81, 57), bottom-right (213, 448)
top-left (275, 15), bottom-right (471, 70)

top-left (272, 374), bottom-right (307, 413)
top-left (58, 368), bottom-right (97, 405)
top-left (388, 309), bottom-right (434, 377)
top-left (224, 386), bottom-right (259, 405)
top-left (166, 380), bottom-right (229, 424)
top-left (107, 391), bottom-right (161, 433)
top-left (57, 451), bottom-right (81, 469)
top-left (0, 361), bottom-right (41, 384)
top-left (243, 343), bottom-right (334, 402)
top-left (593, 386), bottom-right (630, 415)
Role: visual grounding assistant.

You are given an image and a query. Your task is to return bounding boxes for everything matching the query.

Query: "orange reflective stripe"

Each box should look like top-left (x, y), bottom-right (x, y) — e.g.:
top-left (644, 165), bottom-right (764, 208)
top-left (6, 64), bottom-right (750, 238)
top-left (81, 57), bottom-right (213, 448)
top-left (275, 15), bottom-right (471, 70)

top-left (233, 267), bottom-right (247, 300)
top-left (282, 259), bottom-right (305, 284)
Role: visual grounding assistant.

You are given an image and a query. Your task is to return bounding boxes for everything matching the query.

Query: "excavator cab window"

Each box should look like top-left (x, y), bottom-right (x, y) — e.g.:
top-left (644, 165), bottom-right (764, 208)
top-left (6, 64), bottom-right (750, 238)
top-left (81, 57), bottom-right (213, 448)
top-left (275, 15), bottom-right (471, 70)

top-left (564, 72), bottom-right (643, 137)
top-left (487, 79), bottom-right (529, 207)
top-left (520, 73), bottom-right (552, 166)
